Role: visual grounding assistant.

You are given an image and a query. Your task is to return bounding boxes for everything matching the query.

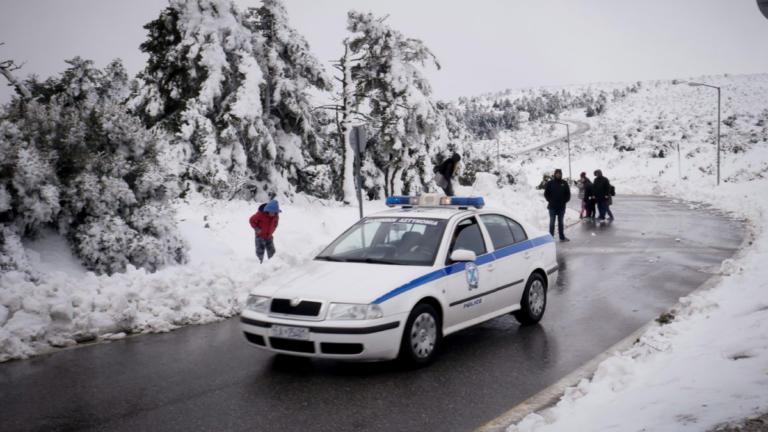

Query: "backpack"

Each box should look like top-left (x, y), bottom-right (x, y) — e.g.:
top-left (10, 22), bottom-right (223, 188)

top-left (434, 172), bottom-right (449, 189)
top-left (609, 185), bottom-right (616, 196)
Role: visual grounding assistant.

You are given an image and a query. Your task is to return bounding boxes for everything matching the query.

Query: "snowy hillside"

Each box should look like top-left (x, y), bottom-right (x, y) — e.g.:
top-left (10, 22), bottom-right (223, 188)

top-left (474, 73), bottom-right (768, 190)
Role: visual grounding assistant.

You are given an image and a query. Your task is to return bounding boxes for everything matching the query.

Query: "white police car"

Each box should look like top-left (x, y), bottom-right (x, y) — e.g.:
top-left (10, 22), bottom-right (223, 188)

top-left (240, 194), bottom-right (558, 365)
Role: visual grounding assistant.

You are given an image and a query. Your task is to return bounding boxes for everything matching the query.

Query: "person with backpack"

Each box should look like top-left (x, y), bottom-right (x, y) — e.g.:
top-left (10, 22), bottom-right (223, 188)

top-left (433, 153), bottom-right (461, 196)
top-left (249, 199), bottom-right (281, 263)
top-left (544, 168), bottom-right (571, 242)
top-left (591, 169), bottom-right (613, 221)
top-left (576, 172), bottom-right (594, 219)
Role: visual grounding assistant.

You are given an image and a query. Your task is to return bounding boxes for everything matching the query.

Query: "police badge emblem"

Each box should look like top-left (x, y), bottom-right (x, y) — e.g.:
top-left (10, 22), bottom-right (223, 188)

top-left (465, 262), bottom-right (479, 290)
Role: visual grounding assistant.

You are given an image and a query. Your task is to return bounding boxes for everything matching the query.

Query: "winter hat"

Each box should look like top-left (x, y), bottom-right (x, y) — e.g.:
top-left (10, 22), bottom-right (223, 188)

top-left (594, 169), bottom-right (602, 177)
top-left (554, 169), bottom-right (563, 176)
top-left (264, 199), bottom-right (282, 213)
top-left (451, 153), bottom-right (461, 162)
top-left (580, 172), bottom-right (586, 178)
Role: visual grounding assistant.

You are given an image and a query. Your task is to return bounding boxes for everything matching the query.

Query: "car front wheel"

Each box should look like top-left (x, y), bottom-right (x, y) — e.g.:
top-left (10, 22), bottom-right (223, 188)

top-left (513, 273), bottom-right (547, 325)
top-left (399, 303), bottom-right (441, 366)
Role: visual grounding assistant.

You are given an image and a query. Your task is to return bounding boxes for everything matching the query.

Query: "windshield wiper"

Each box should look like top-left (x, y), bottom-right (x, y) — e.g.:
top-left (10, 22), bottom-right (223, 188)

top-left (315, 256), bottom-right (348, 262)
top-left (357, 258), bottom-right (404, 265)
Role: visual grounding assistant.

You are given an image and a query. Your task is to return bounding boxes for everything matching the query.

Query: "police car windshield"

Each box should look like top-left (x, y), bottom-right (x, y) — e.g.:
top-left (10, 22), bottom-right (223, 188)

top-left (316, 217), bottom-right (448, 266)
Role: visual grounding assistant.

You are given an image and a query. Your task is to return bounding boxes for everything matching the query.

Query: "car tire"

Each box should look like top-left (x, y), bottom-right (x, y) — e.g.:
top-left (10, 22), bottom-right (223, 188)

top-left (398, 303), bottom-right (441, 366)
top-left (513, 272), bottom-right (547, 326)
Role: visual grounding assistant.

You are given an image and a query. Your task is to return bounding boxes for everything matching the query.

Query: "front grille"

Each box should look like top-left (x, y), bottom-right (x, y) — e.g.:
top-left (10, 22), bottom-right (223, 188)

top-left (320, 342), bottom-right (364, 355)
top-left (270, 298), bottom-right (322, 317)
top-left (243, 332), bottom-right (265, 346)
top-left (269, 337), bottom-right (315, 353)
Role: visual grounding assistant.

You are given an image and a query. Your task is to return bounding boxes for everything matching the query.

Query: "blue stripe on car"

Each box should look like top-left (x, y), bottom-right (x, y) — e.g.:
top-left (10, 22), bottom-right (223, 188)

top-left (371, 234), bottom-right (554, 304)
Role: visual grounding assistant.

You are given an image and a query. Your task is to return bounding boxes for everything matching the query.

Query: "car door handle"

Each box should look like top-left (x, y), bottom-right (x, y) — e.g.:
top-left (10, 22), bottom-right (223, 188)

top-left (487, 263), bottom-right (496, 272)
top-left (523, 251), bottom-right (532, 259)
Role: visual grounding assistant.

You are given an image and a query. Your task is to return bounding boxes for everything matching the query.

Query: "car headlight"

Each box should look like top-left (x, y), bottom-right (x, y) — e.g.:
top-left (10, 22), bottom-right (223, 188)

top-left (246, 295), bottom-right (271, 313)
top-left (327, 303), bottom-right (384, 320)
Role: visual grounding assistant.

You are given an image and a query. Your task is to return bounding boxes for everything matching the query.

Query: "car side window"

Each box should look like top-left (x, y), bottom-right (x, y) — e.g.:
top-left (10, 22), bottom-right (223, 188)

top-left (446, 217), bottom-right (487, 263)
top-left (507, 218), bottom-right (528, 243)
top-left (479, 214), bottom-right (516, 250)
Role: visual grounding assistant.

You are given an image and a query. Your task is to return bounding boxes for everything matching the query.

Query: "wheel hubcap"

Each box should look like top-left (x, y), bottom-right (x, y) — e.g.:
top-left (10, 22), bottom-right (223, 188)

top-left (529, 280), bottom-right (545, 317)
top-left (410, 312), bottom-right (437, 358)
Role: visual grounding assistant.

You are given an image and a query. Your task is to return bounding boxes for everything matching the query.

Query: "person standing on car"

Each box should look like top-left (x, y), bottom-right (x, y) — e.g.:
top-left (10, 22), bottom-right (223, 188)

top-left (592, 169), bottom-right (612, 221)
top-left (249, 199), bottom-right (281, 263)
top-left (544, 168), bottom-right (571, 242)
top-left (434, 153), bottom-right (462, 196)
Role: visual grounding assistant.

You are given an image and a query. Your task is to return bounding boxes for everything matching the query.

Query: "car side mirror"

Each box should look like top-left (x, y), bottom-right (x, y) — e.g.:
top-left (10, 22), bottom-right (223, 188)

top-left (450, 249), bottom-right (476, 262)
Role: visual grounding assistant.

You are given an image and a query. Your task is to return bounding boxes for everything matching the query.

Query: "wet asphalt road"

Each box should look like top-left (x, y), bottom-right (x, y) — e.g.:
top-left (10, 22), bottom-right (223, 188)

top-left (0, 196), bottom-right (743, 432)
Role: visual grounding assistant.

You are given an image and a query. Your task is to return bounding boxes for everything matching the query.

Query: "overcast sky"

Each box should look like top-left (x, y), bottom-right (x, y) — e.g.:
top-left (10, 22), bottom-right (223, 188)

top-left (1, 0), bottom-right (767, 103)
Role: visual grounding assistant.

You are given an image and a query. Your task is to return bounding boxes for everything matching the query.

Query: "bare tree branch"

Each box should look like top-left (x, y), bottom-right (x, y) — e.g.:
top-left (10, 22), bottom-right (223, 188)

top-left (0, 43), bottom-right (33, 100)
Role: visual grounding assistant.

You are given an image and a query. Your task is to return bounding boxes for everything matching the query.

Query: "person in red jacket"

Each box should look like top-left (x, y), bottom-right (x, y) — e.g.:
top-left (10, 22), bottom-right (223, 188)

top-left (249, 199), bottom-right (281, 263)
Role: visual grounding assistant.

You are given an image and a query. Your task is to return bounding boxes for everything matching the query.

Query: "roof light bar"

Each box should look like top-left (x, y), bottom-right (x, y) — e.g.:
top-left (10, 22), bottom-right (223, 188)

top-left (385, 195), bottom-right (485, 209)
top-left (450, 197), bottom-right (485, 208)
top-left (385, 196), bottom-right (416, 207)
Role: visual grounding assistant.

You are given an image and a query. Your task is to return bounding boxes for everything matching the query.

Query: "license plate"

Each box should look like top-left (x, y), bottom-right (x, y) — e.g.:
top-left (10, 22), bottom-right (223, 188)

top-left (269, 325), bottom-right (310, 340)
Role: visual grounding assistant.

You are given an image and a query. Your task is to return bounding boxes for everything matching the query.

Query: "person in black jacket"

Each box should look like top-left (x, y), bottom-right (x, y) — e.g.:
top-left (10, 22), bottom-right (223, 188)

top-left (435, 153), bottom-right (461, 196)
top-left (544, 169), bottom-right (571, 241)
top-left (592, 169), bottom-right (612, 221)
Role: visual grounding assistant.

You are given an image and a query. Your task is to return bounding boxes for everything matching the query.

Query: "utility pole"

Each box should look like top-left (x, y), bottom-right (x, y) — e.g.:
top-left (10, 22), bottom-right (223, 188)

top-left (717, 86), bottom-right (721, 186)
top-left (676, 80), bottom-right (722, 186)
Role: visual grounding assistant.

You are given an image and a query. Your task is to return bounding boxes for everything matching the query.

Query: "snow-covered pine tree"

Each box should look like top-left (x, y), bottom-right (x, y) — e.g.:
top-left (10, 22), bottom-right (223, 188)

top-left (0, 57), bottom-right (187, 275)
top-left (242, 0), bottom-right (335, 198)
top-left (131, 0), bottom-right (275, 199)
top-left (346, 11), bottom-right (444, 196)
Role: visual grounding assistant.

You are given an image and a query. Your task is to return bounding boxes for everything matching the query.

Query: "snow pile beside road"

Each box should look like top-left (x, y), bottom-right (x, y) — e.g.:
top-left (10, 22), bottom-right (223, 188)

top-left (0, 195), bottom-right (365, 361)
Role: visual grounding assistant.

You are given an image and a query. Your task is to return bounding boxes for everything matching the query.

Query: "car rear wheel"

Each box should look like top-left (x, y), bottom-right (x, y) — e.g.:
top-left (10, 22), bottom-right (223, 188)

top-left (513, 273), bottom-right (547, 325)
top-left (399, 303), bottom-right (441, 366)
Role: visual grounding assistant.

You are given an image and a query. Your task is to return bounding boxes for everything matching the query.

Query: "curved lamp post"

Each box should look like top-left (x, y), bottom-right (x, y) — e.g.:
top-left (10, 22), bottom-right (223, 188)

top-left (549, 121), bottom-right (572, 183)
top-left (675, 80), bottom-right (721, 186)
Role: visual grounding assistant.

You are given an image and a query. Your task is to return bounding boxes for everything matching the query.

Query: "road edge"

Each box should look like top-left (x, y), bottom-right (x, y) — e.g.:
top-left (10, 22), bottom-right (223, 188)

top-left (475, 209), bottom-right (752, 432)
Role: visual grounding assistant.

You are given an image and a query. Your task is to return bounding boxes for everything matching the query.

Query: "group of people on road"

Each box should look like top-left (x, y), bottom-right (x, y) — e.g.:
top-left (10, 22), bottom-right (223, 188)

top-left (544, 169), bottom-right (615, 242)
top-left (577, 170), bottom-right (615, 221)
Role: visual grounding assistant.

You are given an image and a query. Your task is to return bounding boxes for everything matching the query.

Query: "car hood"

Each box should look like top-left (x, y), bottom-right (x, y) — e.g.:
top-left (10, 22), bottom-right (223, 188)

top-left (252, 260), bottom-right (433, 304)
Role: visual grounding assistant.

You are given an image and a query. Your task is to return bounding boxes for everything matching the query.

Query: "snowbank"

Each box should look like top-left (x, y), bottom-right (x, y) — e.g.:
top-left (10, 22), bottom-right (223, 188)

top-left (0, 195), bottom-right (365, 361)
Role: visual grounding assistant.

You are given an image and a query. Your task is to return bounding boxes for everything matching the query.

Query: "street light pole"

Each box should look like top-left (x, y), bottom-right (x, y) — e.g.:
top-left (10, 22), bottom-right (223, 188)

top-left (678, 81), bottom-right (721, 186)
top-left (717, 86), bottom-right (721, 186)
top-left (550, 121), bottom-right (572, 183)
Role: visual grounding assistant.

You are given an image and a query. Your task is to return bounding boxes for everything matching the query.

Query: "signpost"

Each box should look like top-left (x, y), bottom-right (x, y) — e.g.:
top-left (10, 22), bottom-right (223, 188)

top-left (349, 125), bottom-right (367, 219)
